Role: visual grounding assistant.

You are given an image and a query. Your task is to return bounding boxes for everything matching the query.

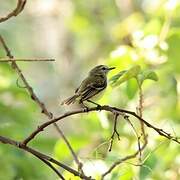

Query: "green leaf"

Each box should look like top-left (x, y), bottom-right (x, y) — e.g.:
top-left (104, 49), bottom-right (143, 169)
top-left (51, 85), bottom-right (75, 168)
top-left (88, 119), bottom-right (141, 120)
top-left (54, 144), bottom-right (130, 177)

top-left (54, 136), bottom-right (88, 160)
top-left (167, 29), bottom-right (180, 73)
top-left (137, 70), bottom-right (158, 85)
top-left (126, 78), bottom-right (138, 99)
top-left (109, 70), bottom-right (127, 83)
top-left (110, 65), bottom-right (141, 86)
top-left (140, 153), bottom-right (157, 179)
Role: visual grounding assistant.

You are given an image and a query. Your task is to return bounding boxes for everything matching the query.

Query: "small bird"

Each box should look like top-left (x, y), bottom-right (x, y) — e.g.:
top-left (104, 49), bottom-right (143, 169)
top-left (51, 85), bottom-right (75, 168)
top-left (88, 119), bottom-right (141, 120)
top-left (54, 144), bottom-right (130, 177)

top-left (61, 65), bottom-right (115, 106)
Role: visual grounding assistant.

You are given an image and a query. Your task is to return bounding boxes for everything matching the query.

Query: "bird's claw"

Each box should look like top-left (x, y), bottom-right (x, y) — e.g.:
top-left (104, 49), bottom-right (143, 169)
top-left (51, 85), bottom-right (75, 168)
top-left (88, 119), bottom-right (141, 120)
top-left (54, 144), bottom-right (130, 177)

top-left (96, 104), bottom-right (102, 111)
top-left (83, 106), bottom-right (89, 112)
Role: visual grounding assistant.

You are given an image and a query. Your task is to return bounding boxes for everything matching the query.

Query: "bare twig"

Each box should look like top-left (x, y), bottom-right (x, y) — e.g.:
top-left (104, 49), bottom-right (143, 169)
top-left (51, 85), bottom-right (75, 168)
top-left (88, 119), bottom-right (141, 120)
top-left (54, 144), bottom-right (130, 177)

top-left (0, 0), bottom-right (26, 23)
top-left (108, 113), bottom-right (120, 152)
top-left (101, 136), bottom-right (148, 179)
top-left (0, 35), bottom-right (84, 174)
top-left (137, 84), bottom-right (147, 160)
top-left (22, 105), bottom-right (180, 147)
top-left (36, 156), bottom-right (65, 180)
top-left (102, 82), bottom-right (148, 178)
top-left (124, 115), bottom-right (142, 160)
top-left (22, 104), bottom-right (180, 178)
top-left (0, 135), bottom-right (91, 180)
top-left (138, 85), bottom-right (146, 139)
top-left (0, 58), bottom-right (55, 62)
top-left (54, 127), bottom-right (84, 174)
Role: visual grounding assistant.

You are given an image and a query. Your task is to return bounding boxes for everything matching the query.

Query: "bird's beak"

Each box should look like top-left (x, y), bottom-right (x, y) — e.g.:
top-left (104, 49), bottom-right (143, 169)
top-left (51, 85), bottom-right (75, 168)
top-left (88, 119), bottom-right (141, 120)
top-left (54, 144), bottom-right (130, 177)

top-left (108, 67), bottom-right (116, 71)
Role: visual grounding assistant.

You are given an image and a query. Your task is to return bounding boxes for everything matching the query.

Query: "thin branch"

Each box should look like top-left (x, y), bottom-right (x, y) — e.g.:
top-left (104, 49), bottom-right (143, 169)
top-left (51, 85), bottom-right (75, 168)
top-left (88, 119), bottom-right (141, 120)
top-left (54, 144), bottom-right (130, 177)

top-left (108, 113), bottom-right (120, 152)
top-left (101, 136), bottom-right (148, 179)
top-left (0, 58), bottom-right (55, 62)
top-left (0, 0), bottom-right (26, 23)
top-left (0, 135), bottom-right (92, 180)
top-left (111, 106), bottom-right (180, 144)
top-left (137, 84), bottom-right (147, 160)
top-left (54, 126), bottom-right (84, 175)
top-left (22, 105), bottom-right (180, 147)
top-left (35, 156), bottom-right (65, 180)
top-left (124, 116), bottom-right (142, 161)
top-left (0, 35), bottom-right (84, 175)
top-left (138, 85), bottom-right (143, 118)
top-left (138, 85), bottom-right (147, 142)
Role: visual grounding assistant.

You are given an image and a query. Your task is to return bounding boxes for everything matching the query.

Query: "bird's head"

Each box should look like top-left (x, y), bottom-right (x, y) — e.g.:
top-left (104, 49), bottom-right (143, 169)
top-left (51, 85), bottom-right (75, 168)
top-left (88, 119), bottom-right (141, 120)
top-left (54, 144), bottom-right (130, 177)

top-left (89, 65), bottom-right (115, 76)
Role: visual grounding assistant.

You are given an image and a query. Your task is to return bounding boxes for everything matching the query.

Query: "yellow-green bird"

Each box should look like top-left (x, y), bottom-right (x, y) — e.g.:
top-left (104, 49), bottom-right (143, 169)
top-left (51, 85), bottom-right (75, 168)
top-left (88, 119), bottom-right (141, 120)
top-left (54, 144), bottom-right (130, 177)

top-left (61, 65), bottom-right (115, 106)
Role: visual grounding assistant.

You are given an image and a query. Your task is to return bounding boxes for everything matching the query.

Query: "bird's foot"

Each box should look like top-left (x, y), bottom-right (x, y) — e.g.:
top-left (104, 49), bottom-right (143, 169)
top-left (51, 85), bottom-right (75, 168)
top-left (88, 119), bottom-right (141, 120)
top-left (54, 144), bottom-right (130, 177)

top-left (80, 101), bottom-right (89, 112)
top-left (83, 106), bottom-right (89, 112)
top-left (96, 104), bottom-right (102, 111)
top-left (87, 100), bottom-right (102, 110)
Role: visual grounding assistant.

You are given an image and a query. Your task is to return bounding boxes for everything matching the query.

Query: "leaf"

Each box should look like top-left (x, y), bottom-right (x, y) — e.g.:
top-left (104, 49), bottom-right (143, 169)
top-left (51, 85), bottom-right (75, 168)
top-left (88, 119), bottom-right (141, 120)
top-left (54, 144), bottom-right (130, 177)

top-left (140, 153), bottom-right (157, 180)
top-left (110, 65), bottom-right (141, 86)
top-left (167, 30), bottom-right (180, 73)
top-left (137, 70), bottom-right (158, 85)
top-left (109, 70), bottom-right (127, 83)
top-left (126, 78), bottom-right (138, 99)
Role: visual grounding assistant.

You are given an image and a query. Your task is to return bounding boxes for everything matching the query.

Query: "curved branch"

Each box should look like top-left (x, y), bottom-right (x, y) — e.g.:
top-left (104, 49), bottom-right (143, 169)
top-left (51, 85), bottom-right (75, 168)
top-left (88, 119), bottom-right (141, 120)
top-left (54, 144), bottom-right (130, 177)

top-left (0, 135), bottom-right (92, 180)
top-left (101, 138), bottom-right (147, 179)
top-left (0, 0), bottom-right (26, 23)
top-left (35, 156), bottom-right (65, 180)
top-left (22, 105), bottom-right (180, 146)
top-left (0, 34), bottom-right (84, 175)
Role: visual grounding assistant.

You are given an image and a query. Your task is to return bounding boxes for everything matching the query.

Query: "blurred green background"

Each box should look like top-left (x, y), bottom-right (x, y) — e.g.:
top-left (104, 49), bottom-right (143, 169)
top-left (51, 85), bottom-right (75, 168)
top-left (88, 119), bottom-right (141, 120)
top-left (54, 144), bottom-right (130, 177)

top-left (0, 0), bottom-right (180, 179)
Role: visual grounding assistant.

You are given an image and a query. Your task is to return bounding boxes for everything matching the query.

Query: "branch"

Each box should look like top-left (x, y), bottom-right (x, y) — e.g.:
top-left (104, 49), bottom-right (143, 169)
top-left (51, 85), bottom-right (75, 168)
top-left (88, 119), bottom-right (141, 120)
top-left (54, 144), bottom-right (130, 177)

top-left (137, 84), bottom-right (147, 160)
top-left (0, 0), bottom-right (26, 23)
top-left (0, 58), bottom-right (55, 62)
top-left (138, 85), bottom-right (147, 142)
top-left (22, 105), bottom-right (180, 147)
top-left (0, 35), bottom-right (84, 174)
top-left (35, 156), bottom-right (65, 180)
top-left (108, 113), bottom-right (120, 152)
top-left (0, 135), bottom-right (92, 180)
top-left (124, 115), bottom-right (142, 161)
top-left (101, 138), bottom-right (148, 179)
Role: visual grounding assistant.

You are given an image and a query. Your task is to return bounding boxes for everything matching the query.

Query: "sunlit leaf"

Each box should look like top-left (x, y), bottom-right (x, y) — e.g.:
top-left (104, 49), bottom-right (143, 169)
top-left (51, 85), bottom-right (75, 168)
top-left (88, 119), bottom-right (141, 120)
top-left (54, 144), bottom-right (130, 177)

top-left (167, 29), bottom-right (180, 73)
top-left (140, 153), bottom-right (157, 179)
top-left (109, 70), bottom-right (127, 83)
top-left (54, 137), bottom-right (88, 160)
top-left (126, 78), bottom-right (138, 99)
top-left (110, 65), bottom-right (141, 86)
top-left (137, 70), bottom-right (158, 85)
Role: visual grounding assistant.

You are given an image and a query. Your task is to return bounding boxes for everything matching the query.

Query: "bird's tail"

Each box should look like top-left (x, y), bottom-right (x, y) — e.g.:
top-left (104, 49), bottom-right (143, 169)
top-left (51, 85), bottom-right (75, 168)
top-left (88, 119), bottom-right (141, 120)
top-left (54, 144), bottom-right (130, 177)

top-left (61, 94), bottom-right (79, 105)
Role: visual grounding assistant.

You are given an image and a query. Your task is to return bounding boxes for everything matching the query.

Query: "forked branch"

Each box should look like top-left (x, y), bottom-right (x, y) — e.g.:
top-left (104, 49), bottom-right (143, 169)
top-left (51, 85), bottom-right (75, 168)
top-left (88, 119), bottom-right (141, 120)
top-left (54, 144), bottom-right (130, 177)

top-left (0, 136), bottom-right (91, 180)
top-left (22, 105), bottom-right (180, 146)
top-left (0, 35), bottom-right (84, 175)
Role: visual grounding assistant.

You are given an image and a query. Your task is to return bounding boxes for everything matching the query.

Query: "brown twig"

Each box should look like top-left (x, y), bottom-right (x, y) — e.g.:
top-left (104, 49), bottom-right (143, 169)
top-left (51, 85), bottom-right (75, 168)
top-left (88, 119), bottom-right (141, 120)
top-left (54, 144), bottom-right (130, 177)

top-left (54, 127), bottom-right (84, 174)
top-left (0, 58), bottom-right (55, 62)
top-left (108, 113), bottom-right (120, 152)
top-left (0, 35), bottom-right (84, 175)
top-left (22, 105), bottom-right (180, 147)
top-left (138, 85), bottom-right (146, 139)
top-left (137, 84), bottom-right (147, 161)
top-left (102, 82), bottom-right (148, 178)
top-left (35, 156), bottom-right (65, 180)
top-left (0, 0), bottom-right (26, 23)
top-left (101, 135), bottom-right (148, 179)
top-left (0, 135), bottom-right (92, 180)
top-left (22, 104), bottom-right (180, 177)
top-left (124, 115), bottom-right (142, 160)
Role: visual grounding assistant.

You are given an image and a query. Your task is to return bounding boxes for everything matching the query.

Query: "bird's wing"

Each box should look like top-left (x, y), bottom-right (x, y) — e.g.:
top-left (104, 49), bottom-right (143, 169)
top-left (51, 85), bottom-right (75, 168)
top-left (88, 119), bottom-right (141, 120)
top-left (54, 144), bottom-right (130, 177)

top-left (78, 76), bottom-right (107, 101)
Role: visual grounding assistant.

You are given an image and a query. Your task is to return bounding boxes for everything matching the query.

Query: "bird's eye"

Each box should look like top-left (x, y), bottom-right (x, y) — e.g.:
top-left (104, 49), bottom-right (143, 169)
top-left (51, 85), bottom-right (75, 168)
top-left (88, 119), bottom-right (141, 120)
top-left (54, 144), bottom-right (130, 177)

top-left (102, 67), bottom-right (106, 70)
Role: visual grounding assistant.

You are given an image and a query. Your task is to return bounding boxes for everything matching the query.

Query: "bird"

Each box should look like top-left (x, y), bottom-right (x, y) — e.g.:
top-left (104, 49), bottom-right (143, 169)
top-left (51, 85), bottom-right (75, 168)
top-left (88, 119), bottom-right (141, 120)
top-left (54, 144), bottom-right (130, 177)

top-left (61, 65), bottom-right (115, 107)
